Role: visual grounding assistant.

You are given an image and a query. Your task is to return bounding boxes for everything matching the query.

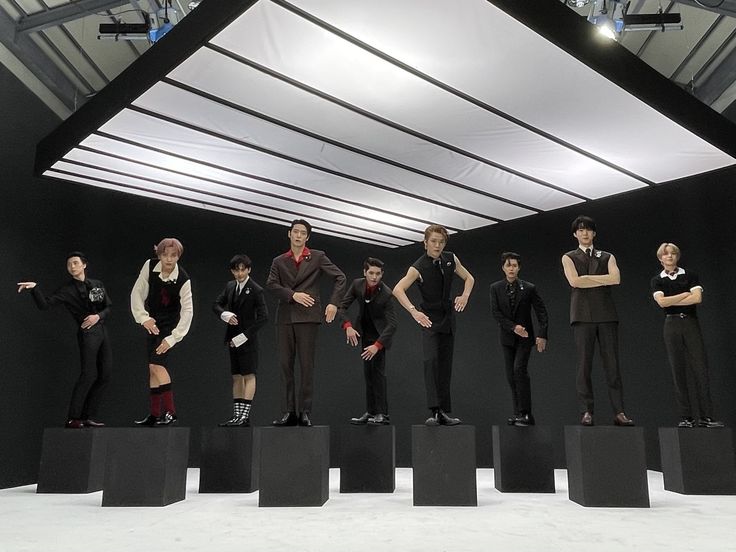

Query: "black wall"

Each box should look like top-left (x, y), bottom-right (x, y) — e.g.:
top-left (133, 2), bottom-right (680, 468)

top-left (2, 63), bottom-right (735, 486)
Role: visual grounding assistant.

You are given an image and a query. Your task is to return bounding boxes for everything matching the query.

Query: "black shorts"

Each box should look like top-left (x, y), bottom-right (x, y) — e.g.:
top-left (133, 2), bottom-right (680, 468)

top-left (229, 346), bottom-right (258, 376)
top-left (146, 333), bottom-right (175, 365)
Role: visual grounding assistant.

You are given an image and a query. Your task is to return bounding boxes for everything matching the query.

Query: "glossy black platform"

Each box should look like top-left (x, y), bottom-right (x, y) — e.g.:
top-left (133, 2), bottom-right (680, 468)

top-left (102, 427), bottom-right (190, 507)
top-left (565, 426), bottom-right (649, 508)
top-left (492, 425), bottom-right (555, 493)
top-left (258, 426), bottom-right (330, 507)
top-left (37, 428), bottom-right (107, 493)
top-left (199, 426), bottom-right (259, 493)
top-left (659, 427), bottom-right (736, 494)
top-left (339, 424), bottom-right (395, 493)
top-left (411, 425), bottom-right (477, 506)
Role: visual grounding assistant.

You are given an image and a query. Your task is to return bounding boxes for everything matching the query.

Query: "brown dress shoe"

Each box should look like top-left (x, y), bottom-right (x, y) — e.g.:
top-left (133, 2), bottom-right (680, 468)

top-left (581, 412), bottom-right (594, 426)
top-left (614, 412), bottom-right (635, 426)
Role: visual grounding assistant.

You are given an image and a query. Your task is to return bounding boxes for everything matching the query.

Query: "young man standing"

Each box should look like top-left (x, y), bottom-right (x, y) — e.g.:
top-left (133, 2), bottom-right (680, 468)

top-left (651, 243), bottom-right (723, 428)
top-left (17, 252), bottom-right (112, 428)
top-left (338, 257), bottom-right (398, 425)
top-left (213, 254), bottom-right (268, 427)
top-left (266, 219), bottom-right (346, 427)
top-left (393, 224), bottom-right (475, 426)
top-left (131, 238), bottom-right (193, 426)
top-left (490, 252), bottom-right (548, 427)
top-left (561, 216), bottom-right (634, 427)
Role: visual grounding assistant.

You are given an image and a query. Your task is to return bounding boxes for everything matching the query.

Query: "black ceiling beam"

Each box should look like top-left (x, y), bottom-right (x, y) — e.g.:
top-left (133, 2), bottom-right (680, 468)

top-left (16, 0), bottom-right (132, 36)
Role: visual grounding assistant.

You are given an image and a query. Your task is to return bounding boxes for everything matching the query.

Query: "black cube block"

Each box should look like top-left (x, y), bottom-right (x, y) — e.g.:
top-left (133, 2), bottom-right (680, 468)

top-left (258, 426), bottom-right (330, 507)
top-left (659, 427), bottom-right (736, 494)
top-left (565, 426), bottom-right (649, 507)
top-left (199, 427), bottom-right (260, 493)
top-left (339, 424), bottom-right (395, 493)
top-left (492, 425), bottom-right (555, 493)
top-left (102, 427), bottom-right (190, 507)
top-left (37, 428), bottom-right (107, 493)
top-left (411, 425), bottom-right (477, 506)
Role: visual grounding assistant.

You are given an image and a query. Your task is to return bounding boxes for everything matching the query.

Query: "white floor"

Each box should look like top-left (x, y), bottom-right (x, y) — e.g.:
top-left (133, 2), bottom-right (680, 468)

top-left (1, 469), bottom-right (734, 552)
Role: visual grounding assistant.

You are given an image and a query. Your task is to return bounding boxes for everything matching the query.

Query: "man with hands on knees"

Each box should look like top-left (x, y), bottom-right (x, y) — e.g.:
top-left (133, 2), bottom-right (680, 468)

top-left (266, 219), bottom-right (346, 427)
top-left (338, 257), bottom-right (398, 426)
top-left (393, 224), bottom-right (475, 426)
top-left (130, 238), bottom-right (193, 426)
top-left (17, 251), bottom-right (112, 429)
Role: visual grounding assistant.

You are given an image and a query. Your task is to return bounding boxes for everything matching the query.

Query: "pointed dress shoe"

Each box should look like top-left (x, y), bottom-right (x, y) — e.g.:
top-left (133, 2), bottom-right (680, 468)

top-left (580, 412), bottom-right (594, 426)
top-left (425, 411), bottom-right (440, 426)
top-left (513, 413), bottom-right (535, 427)
top-left (65, 419), bottom-right (85, 429)
top-left (155, 411), bottom-right (178, 426)
top-left (698, 417), bottom-right (725, 428)
top-left (134, 414), bottom-right (159, 426)
top-left (299, 412), bottom-right (313, 427)
top-left (613, 412), bottom-right (634, 426)
top-left (84, 419), bottom-right (105, 428)
top-left (368, 413), bottom-right (389, 425)
top-left (272, 412), bottom-right (298, 426)
top-left (351, 412), bottom-right (371, 425)
top-left (438, 410), bottom-right (461, 426)
top-left (677, 417), bottom-right (696, 428)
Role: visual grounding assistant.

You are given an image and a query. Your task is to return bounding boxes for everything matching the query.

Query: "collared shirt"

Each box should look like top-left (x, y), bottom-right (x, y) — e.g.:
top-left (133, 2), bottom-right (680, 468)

top-left (220, 277), bottom-right (251, 323)
top-left (285, 247), bottom-right (312, 267)
top-left (651, 267), bottom-right (702, 317)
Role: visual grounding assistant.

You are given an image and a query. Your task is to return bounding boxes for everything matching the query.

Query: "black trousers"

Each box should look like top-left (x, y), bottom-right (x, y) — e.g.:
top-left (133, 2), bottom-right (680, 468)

top-left (501, 340), bottom-right (533, 415)
top-left (361, 338), bottom-right (388, 415)
top-left (663, 316), bottom-right (713, 418)
top-left (422, 330), bottom-right (454, 412)
top-left (70, 324), bottom-right (112, 420)
top-left (277, 323), bottom-right (319, 413)
top-left (573, 321), bottom-right (624, 415)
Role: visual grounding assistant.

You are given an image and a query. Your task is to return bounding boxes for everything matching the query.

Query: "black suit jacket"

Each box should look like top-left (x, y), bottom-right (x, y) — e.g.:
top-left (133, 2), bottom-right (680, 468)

top-left (266, 249), bottom-right (346, 325)
top-left (213, 279), bottom-right (268, 349)
top-left (338, 278), bottom-right (398, 349)
top-left (490, 279), bottom-right (548, 347)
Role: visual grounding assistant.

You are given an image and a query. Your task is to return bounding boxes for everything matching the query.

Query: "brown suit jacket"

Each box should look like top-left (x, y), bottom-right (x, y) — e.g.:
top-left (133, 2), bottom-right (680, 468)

top-left (266, 248), bottom-right (346, 325)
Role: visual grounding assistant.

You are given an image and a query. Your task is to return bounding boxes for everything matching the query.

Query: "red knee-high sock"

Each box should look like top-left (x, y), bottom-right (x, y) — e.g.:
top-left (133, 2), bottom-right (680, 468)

top-left (149, 387), bottom-right (162, 417)
top-left (160, 383), bottom-right (175, 414)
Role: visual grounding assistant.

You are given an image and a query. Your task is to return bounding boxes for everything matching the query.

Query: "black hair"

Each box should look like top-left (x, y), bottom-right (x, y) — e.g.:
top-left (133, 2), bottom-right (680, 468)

top-left (290, 218), bottom-right (312, 237)
top-left (229, 254), bottom-right (252, 270)
top-left (500, 251), bottom-right (521, 265)
top-left (66, 251), bottom-right (88, 264)
top-left (571, 215), bottom-right (596, 233)
top-left (363, 257), bottom-right (385, 271)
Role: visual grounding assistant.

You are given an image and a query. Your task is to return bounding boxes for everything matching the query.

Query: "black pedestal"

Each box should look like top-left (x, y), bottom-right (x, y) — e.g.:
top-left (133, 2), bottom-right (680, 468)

top-left (37, 428), bottom-right (107, 493)
top-left (339, 425), bottom-right (395, 493)
top-left (102, 427), bottom-right (190, 507)
top-left (199, 427), bottom-right (260, 493)
top-left (258, 426), bottom-right (330, 507)
top-left (492, 425), bottom-right (555, 493)
top-left (659, 427), bottom-right (736, 494)
top-left (565, 426), bottom-right (649, 507)
top-left (411, 425), bottom-right (477, 506)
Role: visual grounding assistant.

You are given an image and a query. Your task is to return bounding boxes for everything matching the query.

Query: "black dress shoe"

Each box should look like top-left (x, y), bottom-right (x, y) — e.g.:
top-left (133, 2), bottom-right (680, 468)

top-left (613, 412), bottom-right (634, 426)
top-left (134, 414), bottom-right (159, 426)
top-left (155, 411), bottom-right (178, 426)
top-left (425, 411), bottom-right (440, 426)
top-left (507, 414), bottom-right (518, 426)
top-left (698, 417), bottom-right (725, 428)
top-left (65, 419), bottom-right (85, 429)
top-left (580, 412), bottom-right (594, 426)
top-left (438, 410), bottom-right (461, 426)
top-left (299, 412), bottom-right (313, 427)
top-left (219, 415), bottom-right (240, 427)
top-left (514, 413), bottom-right (535, 427)
top-left (368, 413), bottom-right (389, 425)
top-left (351, 412), bottom-right (371, 425)
top-left (84, 419), bottom-right (105, 428)
top-left (677, 417), bottom-right (696, 428)
top-left (272, 412), bottom-right (298, 426)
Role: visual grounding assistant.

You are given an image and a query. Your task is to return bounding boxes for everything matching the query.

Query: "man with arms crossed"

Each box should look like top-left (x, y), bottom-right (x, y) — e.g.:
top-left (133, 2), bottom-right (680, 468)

top-left (393, 224), bottom-right (475, 426)
top-left (561, 216), bottom-right (634, 427)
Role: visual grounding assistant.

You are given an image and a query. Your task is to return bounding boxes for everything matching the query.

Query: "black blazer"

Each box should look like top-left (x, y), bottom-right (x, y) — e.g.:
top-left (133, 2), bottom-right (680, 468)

top-left (490, 279), bottom-right (548, 347)
top-left (338, 278), bottom-right (398, 349)
top-left (213, 279), bottom-right (268, 349)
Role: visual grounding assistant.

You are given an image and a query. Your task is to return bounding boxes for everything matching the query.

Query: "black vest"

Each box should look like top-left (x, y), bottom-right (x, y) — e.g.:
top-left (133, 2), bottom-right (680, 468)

top-left (565, 248), bottom-right (618, 324)
top-left (412, 251), bottom-right (456, 332)
top-left (145, 258), bottom-right (189, 325)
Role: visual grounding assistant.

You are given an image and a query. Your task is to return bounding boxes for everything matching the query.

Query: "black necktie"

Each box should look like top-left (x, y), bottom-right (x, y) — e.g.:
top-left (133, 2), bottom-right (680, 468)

top-left (585, 248), bottom-right (592, 257)
top-left (237, 285), bottom-right (242, 297)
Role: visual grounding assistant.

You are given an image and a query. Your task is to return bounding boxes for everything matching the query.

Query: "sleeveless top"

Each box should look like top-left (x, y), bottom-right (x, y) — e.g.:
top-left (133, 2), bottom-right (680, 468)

top-left (565, 248), bottom-right (618, 324)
